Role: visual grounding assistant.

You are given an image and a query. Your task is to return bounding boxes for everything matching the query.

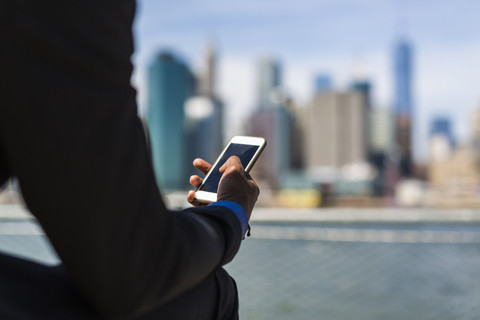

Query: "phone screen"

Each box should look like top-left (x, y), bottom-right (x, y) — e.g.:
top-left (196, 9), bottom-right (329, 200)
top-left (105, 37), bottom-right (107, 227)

top-left (199, 143), bottom-right (259, 193)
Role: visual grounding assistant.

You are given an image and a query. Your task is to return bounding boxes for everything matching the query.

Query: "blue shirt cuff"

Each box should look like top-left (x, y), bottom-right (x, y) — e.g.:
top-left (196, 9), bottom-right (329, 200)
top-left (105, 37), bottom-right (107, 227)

top-left (208, 201), bottom-right (248, 237)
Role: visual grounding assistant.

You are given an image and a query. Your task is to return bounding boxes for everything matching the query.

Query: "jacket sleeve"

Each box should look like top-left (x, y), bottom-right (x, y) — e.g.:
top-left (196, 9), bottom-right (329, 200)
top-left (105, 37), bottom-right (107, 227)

top-left (1, 0), bottom-right (243, 317)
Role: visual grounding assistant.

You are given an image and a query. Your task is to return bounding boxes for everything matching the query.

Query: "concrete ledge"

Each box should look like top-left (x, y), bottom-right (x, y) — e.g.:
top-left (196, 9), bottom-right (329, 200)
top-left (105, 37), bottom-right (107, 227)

top-left (2, 204), bottom-right (480, 224)
top-left (251, 207), bottom-right (480, 223)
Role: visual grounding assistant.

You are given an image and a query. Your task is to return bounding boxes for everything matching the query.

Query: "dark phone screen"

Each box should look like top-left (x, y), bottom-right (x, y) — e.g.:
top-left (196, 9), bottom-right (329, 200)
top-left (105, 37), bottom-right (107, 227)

top-left (199, 143), bottom-right (259, 193)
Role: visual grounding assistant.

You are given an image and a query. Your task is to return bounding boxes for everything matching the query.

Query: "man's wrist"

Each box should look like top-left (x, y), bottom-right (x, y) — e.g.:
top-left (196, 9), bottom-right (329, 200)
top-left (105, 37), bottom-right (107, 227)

top-left (208, 201), bottom-right (248, 238)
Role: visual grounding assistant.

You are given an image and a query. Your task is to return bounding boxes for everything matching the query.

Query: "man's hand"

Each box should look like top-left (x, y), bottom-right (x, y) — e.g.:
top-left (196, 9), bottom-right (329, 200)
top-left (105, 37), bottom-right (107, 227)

top-left (187, 157), bottom-right (259, 220)
top-left (187, 158), bottom-right (212, 207)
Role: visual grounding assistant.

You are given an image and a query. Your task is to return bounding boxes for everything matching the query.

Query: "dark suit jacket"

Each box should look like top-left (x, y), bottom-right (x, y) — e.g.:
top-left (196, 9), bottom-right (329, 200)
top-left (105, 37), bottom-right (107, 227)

top-left (0, 0), bottom-right (242, 318)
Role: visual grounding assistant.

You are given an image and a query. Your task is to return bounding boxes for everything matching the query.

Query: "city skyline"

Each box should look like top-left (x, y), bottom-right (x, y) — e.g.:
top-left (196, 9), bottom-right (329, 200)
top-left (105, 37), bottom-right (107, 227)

top-left (132, 0), bottom-right (480, 163)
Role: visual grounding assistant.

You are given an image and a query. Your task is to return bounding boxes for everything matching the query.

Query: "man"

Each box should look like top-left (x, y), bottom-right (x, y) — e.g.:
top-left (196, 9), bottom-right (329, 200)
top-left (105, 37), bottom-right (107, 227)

top-left (0, 0), bottom-right (259, 318)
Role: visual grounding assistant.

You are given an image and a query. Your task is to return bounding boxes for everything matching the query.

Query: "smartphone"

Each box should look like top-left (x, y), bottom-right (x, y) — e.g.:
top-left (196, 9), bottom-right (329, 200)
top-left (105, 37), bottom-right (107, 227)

top-left (194, 136), bottom-right (266, 204)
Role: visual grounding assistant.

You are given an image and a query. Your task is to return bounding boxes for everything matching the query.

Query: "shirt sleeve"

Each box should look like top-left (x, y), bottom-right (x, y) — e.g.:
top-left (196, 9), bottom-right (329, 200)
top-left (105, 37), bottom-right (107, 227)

top-left (208, 201), bottom-right (248, 238)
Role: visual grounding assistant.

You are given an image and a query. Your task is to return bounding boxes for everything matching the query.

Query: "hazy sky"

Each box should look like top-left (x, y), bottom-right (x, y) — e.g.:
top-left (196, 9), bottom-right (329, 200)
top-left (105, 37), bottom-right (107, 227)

top-left (132, 0), bottom-right (480, 163)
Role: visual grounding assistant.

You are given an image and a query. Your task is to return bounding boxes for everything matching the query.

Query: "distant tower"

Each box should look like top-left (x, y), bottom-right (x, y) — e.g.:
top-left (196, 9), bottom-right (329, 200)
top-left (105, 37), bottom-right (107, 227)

top-left (472, 107), bottom-right (480, 164)
top-left (248, 58), bottom-right (291, 188)
top-left (184, 96), bottom-right (223, 166)
top-left (350, 56), bottom-right (373, 160)
top-left (472, 107), bottom-right (480, 146)
top-left (197, 41), bottom-right (216, 98)
top-left (393, 39), bottom-right (414, 177)
top-left (350, 78), bottom-right (373, 163)
top-left (369, 108), bottom-right (395, 195)
top-left (430, 117), bottom-right (455, 147)
top-left (146, 52), bottom-right (194, 190)
top-left (248, 104), bottom-right (292, 188)
top-left (351, 80), bottom-right (372, 110)
top-left (257, 58), bottom-right (281, 109)
top-left (314, 75), bottom-right (332, 94)
top-left (185, 42), bottom-right (223, 167)
top-left (394, 40), bottom-right (413, 117)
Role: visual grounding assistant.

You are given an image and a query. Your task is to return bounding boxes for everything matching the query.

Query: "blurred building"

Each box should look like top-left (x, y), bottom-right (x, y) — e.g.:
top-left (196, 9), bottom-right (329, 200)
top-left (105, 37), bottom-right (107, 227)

top-left (472, 107), bottom-right (480, 160)
top-left (350, 80), bottom-right (372, 110)
top-left (247, 58), bottom-right (293, 189)
top-left (248, 108), bottom-right (290, 187)
top-left (184, 43), bottom-right (224, 170)
top-left (184, 97), bottom-right (223, 166)
top-left (146, 52), bottom-right (194, 190)
top-left (350, 79), bottom-right (375, 165)
top-left (314, 75), bottom-right (332, 93)
top-left (430, 117), bottom-right (455, 147)
top-left (429, 135), bottom-right (452, 164)
top-left (302, 89), bottom-right (372, 203)
top-left (429, 117), bottom-right (455, 163)
top-left (393, 39), bottom-right (414, 177)
top-left (427, 146), bottom-right (480, 207)
top-left (370, 108), bottom-right (394, 155)
top-left (425, 109), bottom-right (480, 206)
top-left (304, 90), bottom-right (368, 170)
top-left (257, 58), bottom-right (281, 110)
top-left (287, 100), bottom-right (305, 171)
top-left (369, 108), bottom-right (395, 195)
top-left (197, 42), bottom-right (216, 98)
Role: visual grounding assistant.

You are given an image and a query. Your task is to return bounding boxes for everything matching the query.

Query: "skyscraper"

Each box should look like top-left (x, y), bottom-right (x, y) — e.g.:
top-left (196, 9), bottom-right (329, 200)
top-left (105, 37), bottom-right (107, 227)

top-left (393, 39), bottom-right (414, 177)
top-left (146, 52), bottom-right (194, 190)
top-left (369, 107), bottom-right (394, 196)
top-left (248, 58), bottom-right (291, 188)
top-left (184, 97), bottom-right (223, 166)
top-left (304, 91), bottom-right (368, 170)
top-left (248, 106), bottom-right (292, 188)
top-left (257, 58), bottom-right (281, 110)
top-left (184, 43), bottom-right (224, 169)
top-left (350, 79), bottom-right (373, 159)
top-left (430, 117), bottom-right (455, 147)
top-left (394, 40), bottom-right (413, 117)
top-left (472, 107), bottom-right (480, 165)
top-left (197, 41), bottom-right (216, 98)
top-left (351, 80), bottom-right (372, 110)
top-left (314, 75), bottom-right (332, 94)
top-left (472, 107), bottom-right (480, 148)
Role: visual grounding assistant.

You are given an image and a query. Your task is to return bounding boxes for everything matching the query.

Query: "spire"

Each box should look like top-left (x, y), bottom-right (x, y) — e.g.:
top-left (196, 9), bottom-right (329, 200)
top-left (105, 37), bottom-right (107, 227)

top-left (198, 40), bottom-right (216, 98)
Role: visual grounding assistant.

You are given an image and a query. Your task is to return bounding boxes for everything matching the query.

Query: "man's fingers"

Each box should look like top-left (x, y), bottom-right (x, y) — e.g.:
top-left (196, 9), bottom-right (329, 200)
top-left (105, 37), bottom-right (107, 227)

top-left (187, 190), bottom-right (196, 203)
top-left (219, 156), bottom-right (242, 173)
top-left (193, 158), bottom-right (212, 175)
top-left (189, 175), bottom-right (203, 189)
top-left (187, 190), bottom-right (207, 207)
top-left (187, 158), bottom-right (213, 207)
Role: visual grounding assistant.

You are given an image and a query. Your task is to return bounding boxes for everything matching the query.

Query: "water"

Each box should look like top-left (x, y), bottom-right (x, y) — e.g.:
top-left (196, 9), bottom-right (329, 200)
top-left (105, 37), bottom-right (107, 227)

top-left (2, 220), bottom-right (480, 319)
top-left (226, 222), bottom-right (480, 320)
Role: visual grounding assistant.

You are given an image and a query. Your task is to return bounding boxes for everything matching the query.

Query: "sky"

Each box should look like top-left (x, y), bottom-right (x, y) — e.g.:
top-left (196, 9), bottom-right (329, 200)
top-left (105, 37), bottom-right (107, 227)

top-left (131, 0), bottom-right (480, 163)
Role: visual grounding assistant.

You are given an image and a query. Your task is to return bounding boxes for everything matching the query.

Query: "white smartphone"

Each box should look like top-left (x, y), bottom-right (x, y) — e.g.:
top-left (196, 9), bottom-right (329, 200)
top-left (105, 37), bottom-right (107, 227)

top-left (194, 136), bottom-right (266, 204)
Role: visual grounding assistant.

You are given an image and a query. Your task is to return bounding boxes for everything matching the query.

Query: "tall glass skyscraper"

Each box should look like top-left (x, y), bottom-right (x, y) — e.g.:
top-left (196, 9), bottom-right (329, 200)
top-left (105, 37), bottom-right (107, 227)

top-left (184, 43), bottom-right (224, 169)
top-left (394, 40), bottom-right (413, 117)
top-left (257, 58), bottom-right (281, 109)
top-left (249, 58), bottom-right (292, 188)
top-left (146, 52), bottom-right (194, 190)
top-left (393, 39), bottom-right (414, 177)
